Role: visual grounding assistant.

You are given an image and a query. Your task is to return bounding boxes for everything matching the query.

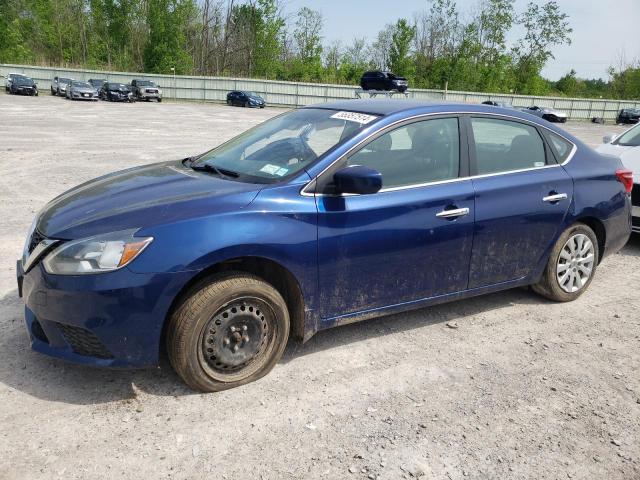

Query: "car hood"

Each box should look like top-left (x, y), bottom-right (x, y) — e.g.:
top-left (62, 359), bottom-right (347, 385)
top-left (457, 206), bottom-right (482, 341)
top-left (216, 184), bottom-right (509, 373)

top-left (248, 95), bottom-right (264, 102)
top-left (597, 143), bottom-right (640, 183)
top-left (73, 88), bottom-right (96, 93)
top-left (36, 160), bottom-right (262, 239)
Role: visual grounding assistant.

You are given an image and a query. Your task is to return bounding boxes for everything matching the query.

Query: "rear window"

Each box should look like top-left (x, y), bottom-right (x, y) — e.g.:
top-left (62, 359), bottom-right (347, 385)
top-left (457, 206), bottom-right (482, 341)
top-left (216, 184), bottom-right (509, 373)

top-left (471, 117), bottom-right (546, 175)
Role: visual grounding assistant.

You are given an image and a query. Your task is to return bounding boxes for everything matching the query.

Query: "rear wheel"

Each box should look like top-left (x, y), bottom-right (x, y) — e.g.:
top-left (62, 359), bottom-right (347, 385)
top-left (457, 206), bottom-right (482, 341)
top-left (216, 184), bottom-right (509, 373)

top-left (533, 223), bottom-right (598, 302)
top-left (167, 273), bottom-right (290, 392)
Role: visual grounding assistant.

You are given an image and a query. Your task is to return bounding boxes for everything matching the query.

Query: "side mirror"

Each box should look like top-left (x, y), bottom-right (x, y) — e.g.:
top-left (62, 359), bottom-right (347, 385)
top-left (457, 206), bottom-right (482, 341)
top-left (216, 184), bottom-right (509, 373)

top-left (603, 134), bottom-right (617, 144)
top-left (333, 166), bottom-right (382, 195)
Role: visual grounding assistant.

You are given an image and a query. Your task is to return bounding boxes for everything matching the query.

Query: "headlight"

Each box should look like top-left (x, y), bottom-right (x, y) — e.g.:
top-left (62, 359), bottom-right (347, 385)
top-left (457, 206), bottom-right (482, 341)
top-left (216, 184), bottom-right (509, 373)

top-left (43, 229), bottom-right (153, 275)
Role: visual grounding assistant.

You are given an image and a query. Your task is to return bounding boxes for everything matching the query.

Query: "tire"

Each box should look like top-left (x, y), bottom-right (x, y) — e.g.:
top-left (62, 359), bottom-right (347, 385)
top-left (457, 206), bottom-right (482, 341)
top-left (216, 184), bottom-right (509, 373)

top-left (532, 223), bottom-right (599, 302)
top-left (157, 98), bottom-right (162, 103)
top-left (167, 273), bottom-right (290, 392)
top-left (226, 99), bottom-right (231, 105)
top-left (243, 101), bottom-right (249, 107)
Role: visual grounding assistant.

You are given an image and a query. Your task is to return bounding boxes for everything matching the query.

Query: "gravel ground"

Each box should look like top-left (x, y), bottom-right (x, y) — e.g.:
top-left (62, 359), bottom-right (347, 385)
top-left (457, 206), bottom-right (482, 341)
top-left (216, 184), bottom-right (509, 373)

top-left (1, 94), bottom-right (639, 480)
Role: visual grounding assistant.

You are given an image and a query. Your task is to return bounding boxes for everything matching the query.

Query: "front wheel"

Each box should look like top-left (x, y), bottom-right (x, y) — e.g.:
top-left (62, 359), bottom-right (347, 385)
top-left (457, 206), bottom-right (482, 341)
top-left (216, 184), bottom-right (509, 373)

top-left (532, 223), bottom-right (598, 302)
top-left (167, 273), bottom-right (290, 392)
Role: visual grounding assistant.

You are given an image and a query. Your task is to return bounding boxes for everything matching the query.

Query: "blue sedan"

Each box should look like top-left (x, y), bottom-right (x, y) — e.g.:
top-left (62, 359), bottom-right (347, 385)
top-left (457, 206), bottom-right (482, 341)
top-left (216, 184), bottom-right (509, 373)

top-left (17, 100), bottom-right (633, 392)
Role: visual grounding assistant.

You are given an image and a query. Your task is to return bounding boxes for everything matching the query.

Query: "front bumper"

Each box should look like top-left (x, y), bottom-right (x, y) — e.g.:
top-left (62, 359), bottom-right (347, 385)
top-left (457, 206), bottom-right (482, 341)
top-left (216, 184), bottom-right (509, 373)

top-left (17, 260), bottom-right (195, 367)
top-left (108, 93), bottom-right (133, 102)
top-left (139, 91), bottom-right (162, 99)
top-left (72, 92), bottom-right (99, 100)
top-left (14, 87), bottom-right (37, 95)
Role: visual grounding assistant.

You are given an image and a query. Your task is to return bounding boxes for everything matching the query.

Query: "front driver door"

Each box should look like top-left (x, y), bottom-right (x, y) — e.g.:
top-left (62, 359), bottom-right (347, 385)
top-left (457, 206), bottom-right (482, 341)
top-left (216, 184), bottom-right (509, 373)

top-left (316, 116), bottom-right (475, 320)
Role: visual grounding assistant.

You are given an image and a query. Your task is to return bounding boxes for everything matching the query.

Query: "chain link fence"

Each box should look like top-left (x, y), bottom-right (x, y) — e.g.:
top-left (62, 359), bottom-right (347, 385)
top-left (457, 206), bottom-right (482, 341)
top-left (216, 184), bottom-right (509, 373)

top-left (3, 63), bottom-right (639, 121)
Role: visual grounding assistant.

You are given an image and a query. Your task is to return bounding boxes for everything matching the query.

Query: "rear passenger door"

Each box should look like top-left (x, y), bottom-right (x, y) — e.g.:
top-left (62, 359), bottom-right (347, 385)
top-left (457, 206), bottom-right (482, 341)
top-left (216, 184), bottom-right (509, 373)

top-left (466, 115), bottom-right (574, 288)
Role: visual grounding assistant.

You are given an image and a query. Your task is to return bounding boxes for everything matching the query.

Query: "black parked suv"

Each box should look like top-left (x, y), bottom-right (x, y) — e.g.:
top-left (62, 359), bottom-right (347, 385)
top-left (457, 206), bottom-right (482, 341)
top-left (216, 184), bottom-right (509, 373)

top-left (8, 76), bottom-right (38, 96)
top-left (360, 71), bottom-right (408, 92)
top-left (616, 108), bottom-right (640, 125)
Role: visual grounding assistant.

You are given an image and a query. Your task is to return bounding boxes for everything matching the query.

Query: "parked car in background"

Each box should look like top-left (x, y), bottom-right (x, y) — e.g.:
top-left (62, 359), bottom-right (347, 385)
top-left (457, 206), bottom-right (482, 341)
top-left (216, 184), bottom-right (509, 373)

top-left (360, 71), bottom-right (408, 92)
top-left (130, 79), bottom-right (162, 102)
top-left (226, 90), bottom-right (265, 108)
top-left (8, 76), bottom-right (38, 96)
top-left (522, 105), bottom-right (568, 123)
top-left (616, 108), bottom-right (640, 125)
top-left (54, 77), bottom-right (73, 96)
top-left (5, 73), bottom-right (27, 92)
top-left (482, 100), bottom-right (515, 109)
top-left (17, 100), bottom-right (632, 392)
top-left (100, 82), bottom-right (134, 102)
top-left (597, 123), bottom-right (640, 233)
top-left (88, 79), bottom-right (106, 91)
top-left (66, 81), bottom-right (99, 101)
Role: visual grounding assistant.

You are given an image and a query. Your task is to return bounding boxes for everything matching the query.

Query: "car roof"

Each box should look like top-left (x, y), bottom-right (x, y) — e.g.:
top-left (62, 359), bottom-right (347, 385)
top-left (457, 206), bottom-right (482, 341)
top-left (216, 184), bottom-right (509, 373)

top-left (303, 99), bottom-right (582, 143)
top-left (304, 99), bottom-right (519, 116)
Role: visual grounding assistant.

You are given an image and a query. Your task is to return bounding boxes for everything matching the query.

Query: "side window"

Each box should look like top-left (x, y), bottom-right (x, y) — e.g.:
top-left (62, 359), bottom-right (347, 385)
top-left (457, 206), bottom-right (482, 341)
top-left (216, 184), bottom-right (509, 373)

top-left (345, 117), bottom-right (460, 189)
top-left (470, 117), bottom-right (546, 175)
top-left (547, 132), bottom-right (573, 163)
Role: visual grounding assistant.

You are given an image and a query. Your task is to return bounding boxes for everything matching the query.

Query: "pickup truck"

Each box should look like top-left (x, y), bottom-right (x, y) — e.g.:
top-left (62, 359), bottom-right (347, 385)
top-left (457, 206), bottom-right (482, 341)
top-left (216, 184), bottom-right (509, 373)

top-left (130, 79), bottom-right (162, 102)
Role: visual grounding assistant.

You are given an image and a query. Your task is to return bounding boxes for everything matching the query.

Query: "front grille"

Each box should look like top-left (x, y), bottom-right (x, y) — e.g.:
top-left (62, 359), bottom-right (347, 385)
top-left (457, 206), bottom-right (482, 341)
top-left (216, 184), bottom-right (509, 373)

top-left (56, 323), bottom-right (114, 359)
top-left (632, 184), bottom-right (640, 207)
top-left (28, 229), bottom-right (45, 254)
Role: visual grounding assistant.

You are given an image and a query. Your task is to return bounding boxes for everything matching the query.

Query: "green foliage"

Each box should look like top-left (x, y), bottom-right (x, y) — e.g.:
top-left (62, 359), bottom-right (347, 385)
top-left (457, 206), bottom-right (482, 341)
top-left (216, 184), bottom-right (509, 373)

top-left (144, 0), bottom-right (195, 74)
top-left (389, 19), bottom-right (415, 77)
top-left (0, 0), bottom-right (638, 100)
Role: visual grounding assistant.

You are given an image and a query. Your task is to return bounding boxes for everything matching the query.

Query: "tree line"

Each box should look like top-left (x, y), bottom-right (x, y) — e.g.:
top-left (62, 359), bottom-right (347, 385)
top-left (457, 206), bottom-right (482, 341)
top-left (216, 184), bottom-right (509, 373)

top-left (1, 0), bottom-right (639, 99)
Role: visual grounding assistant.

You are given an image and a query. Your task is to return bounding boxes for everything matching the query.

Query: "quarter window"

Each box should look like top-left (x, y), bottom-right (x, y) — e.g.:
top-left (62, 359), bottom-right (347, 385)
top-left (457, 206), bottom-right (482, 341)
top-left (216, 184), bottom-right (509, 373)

top-left (344, 117), bottom-right (460, 189)
top-left (471, 117), bottom-right (546, 175)
top-left (547, 132), bottom-right (573, 162)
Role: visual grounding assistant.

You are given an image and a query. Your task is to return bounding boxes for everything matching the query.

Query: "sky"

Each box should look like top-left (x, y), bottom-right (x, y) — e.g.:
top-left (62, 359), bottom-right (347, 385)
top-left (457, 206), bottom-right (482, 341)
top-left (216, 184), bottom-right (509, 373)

top-left (282, 0), bottom-right (640, 81)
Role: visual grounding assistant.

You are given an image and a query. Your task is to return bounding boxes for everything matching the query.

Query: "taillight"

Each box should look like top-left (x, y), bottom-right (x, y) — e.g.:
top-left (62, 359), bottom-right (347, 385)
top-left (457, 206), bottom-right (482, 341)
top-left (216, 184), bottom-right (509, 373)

top-left (616, 169), bottom-right (633, 194)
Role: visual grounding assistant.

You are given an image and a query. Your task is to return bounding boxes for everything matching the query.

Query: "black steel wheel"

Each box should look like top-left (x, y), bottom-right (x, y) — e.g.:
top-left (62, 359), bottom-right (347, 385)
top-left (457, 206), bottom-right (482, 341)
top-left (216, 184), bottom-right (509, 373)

top-left (199, 297), bottom-right (274, 374)
top-left (167, 273), bottom-right (290, 392)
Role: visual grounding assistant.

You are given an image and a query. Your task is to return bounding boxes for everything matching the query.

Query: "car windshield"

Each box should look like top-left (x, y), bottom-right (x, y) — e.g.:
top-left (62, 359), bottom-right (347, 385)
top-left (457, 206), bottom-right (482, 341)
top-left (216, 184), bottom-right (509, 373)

top-left (90, 80), bottom-right (105, 86)
top-left (108, 84), bottom-right (127, 90)
top-left (192, 108), bottom-right (379, 183)
top-left (15, 77), bottom-right (34, 86)
top-left (614, 124), bottom-right (640, 147)
top-left (59, 78), bottom-right (71, 84)
top-left (243, 91), bottom-right (258, 97)
top-left (136, 80), bottom-right (155, 86)
top-left (72, 81), bottom-right (91, 88)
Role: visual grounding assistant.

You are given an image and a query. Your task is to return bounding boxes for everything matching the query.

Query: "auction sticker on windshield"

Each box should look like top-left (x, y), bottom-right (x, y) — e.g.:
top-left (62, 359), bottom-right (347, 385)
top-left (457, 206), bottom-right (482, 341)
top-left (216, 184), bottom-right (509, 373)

top-left (330, 111), bottom-right (378, 124)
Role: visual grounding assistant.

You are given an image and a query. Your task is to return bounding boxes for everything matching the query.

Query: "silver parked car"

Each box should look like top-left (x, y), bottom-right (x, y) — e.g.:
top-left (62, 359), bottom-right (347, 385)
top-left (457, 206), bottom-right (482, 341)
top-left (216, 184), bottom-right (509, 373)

top-left (66, 81), bottom-right (99, 101)
top-left (51, 77), bottom-right (73, 96)
top-left (522, 105), bottom-right (568, 123)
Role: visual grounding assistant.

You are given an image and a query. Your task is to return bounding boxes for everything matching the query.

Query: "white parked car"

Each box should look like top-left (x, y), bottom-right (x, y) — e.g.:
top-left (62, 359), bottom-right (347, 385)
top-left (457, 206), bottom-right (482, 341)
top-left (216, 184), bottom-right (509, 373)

top-left (522, 106), bottom-right (568, 123)
top-left (597, 124), bottom-right (640, 233)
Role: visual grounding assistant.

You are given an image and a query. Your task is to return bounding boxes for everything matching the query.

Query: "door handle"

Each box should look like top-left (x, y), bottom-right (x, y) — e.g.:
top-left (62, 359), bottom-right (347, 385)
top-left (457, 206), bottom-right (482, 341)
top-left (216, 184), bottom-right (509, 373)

top-left (542, 193), bottom-right (568, 203)
top-left (436, 207), bottom-right (470, 219)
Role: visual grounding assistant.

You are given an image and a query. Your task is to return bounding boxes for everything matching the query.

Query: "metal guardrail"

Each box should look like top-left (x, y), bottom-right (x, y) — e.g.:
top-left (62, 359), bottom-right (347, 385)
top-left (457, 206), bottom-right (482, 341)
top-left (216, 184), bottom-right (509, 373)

top-left (2, 63), bottom-right (640, 120)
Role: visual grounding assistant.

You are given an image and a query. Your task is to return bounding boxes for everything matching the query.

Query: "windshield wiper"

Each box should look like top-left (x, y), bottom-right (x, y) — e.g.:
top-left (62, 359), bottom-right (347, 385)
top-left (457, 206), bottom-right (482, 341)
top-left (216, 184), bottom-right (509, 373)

top-left (190, 163), bottom-right (240, 178)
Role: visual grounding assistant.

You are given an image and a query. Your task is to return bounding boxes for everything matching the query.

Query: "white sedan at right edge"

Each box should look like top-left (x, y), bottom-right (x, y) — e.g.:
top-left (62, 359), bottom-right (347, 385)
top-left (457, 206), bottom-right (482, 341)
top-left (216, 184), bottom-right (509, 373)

top-left (597, 124), bottom-right (640, 233)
